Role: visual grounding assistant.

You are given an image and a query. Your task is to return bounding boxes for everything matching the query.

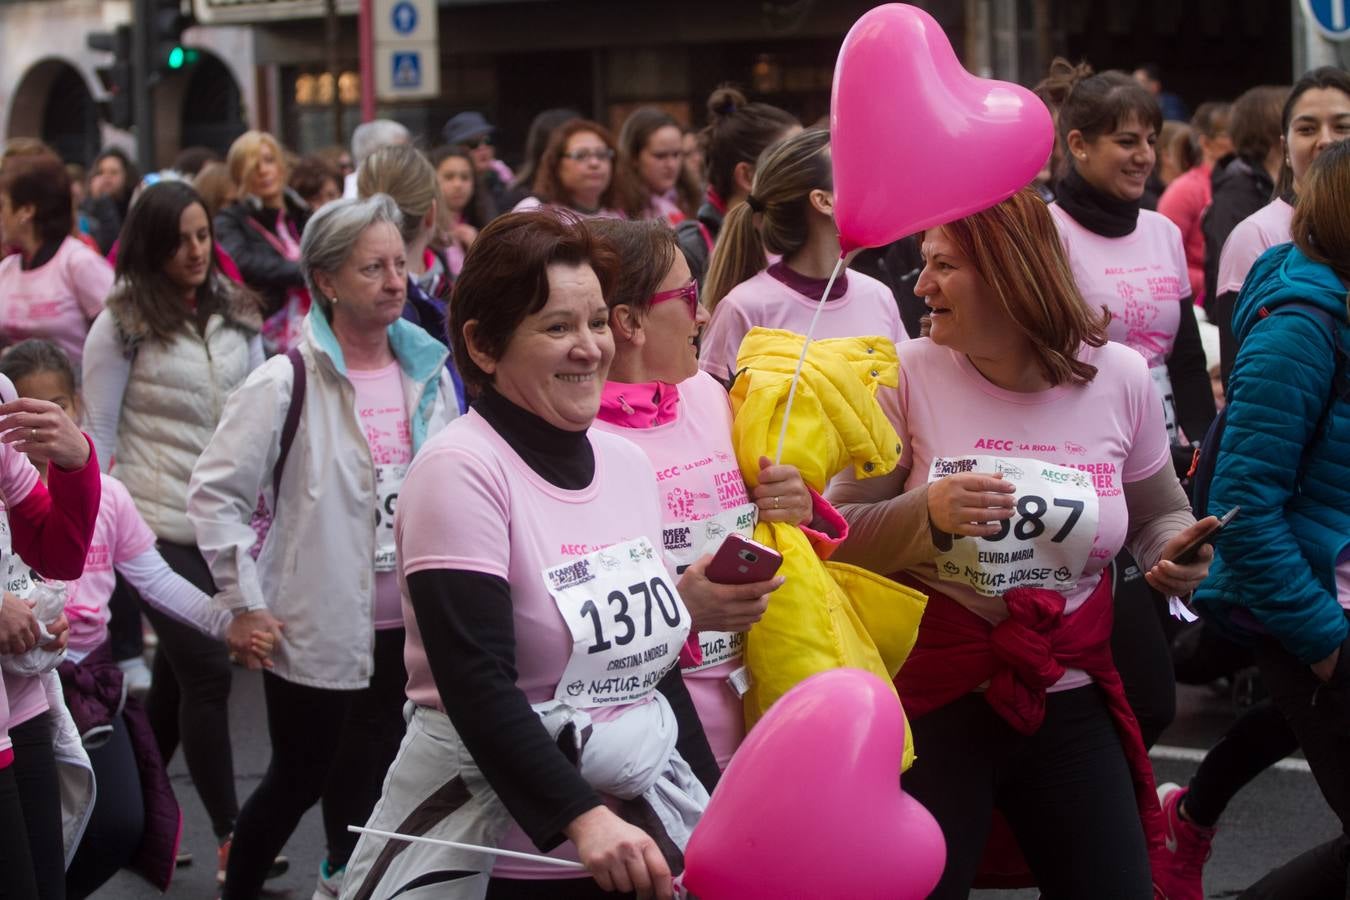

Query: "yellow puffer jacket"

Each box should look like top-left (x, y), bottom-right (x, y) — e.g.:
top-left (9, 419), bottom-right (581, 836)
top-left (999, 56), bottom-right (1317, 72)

top-left (729, 327), bottom-right (927, 770)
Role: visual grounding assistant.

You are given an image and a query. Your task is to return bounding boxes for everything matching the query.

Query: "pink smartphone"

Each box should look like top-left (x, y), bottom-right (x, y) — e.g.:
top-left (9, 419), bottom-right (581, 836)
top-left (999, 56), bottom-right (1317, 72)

top-left (706, 533), bottom-right (784, 585)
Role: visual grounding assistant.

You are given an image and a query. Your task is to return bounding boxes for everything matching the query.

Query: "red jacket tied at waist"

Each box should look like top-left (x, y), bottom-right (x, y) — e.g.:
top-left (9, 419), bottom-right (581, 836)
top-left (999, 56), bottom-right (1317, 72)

top-left (895, 573), bottom-right (1164, 885)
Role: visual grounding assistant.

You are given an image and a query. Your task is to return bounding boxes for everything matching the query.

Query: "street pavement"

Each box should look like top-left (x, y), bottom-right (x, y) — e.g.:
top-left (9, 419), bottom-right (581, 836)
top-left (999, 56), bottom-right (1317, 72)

top-left (96, 674), bottom-right (1339, 898)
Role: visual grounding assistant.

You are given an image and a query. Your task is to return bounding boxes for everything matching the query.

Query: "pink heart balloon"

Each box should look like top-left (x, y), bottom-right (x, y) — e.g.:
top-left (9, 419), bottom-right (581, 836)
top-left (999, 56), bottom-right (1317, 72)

top-left (831, 3), bottom-right (1054, 253)
top-left (681, 669), bottom-right (945, 899)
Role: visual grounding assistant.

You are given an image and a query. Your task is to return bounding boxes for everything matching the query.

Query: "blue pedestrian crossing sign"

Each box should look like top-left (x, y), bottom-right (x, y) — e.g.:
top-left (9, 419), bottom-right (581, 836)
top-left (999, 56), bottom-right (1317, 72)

top-left (1303, 0), bottom-right (1350, 40)
top-left (392, 52), bottom-right (421, 89)
top-left (391, 1), bottom-right (417, 35)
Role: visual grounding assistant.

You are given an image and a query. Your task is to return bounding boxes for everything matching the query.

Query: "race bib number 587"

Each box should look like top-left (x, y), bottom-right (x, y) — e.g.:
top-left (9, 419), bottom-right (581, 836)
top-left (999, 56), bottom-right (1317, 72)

top-left (544, 537), bottom-right (691, 709)
top-left (928, 455), bottom-right (1099, 597)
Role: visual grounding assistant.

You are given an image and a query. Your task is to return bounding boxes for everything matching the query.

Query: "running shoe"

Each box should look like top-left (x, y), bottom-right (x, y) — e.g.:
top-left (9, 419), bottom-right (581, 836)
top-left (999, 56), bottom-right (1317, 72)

top-left (1151, 782), bottom-right (1216, 900)
top-left (312, 859), bottom-right (346, 899)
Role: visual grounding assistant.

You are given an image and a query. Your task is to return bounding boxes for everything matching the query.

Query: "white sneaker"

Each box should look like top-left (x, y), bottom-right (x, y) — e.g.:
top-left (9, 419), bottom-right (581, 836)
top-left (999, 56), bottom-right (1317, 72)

top-left (313, 859), bottom-right (345, 899)
top-left (118, 657), bottom-right (152, 698)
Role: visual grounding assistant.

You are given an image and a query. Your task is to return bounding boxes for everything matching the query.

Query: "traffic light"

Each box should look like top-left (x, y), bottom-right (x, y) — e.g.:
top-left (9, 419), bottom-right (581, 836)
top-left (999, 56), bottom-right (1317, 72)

top-left (87, 25), bottom-right (135, 129)
top-left (150, 1), bottom-right (196, 79)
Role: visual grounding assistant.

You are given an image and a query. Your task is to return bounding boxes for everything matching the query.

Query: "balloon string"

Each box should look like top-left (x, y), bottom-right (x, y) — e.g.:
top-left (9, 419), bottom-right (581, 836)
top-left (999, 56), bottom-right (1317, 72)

top-left (347, 825), bottom-right (588, 870)
top-left (773, 255), bottom-right (847, 465)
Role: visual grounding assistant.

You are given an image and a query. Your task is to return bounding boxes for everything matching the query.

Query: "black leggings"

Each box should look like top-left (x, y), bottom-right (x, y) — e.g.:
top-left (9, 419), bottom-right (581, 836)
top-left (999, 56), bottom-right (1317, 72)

top-left (65, 713), bottom-right (145, 899)
top-left (1239, 627), bottom-right (1350, 899)
top-left (147, 539), bottom-right (238, 840)
top-left (1109, 551), bottom-right (1176, 748)
top-left (0, 765), bottom-right (39, 899)
top-left (222, 628), bottom-right (407, 899)
top-left (10, 712), bottom-right (66, 900)
top-left (904, 687), bottom-right (1152, 899)
top-left (106, 573), bottom-right (144, 663)
top-left (1183, 700), bottom-right (1299, 828)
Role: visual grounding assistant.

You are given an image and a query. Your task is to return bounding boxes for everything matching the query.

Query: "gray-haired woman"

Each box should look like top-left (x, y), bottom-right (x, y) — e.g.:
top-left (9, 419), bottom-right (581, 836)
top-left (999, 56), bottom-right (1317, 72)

top-left (186, 194), bottom-right (461, 899)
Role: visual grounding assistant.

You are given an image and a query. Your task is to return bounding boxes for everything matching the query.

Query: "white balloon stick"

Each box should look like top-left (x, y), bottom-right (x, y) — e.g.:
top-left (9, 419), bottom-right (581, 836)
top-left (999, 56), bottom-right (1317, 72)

top-left (773, 255), bottom-right (848, 465)
top-left (348, 825), bottom-right (588, 870)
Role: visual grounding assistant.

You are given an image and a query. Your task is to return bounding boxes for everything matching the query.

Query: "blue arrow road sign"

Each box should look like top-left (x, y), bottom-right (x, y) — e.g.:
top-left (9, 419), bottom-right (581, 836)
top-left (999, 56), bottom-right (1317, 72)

top-left (391, 1), bottom-right (418, 35)
top-left (1303, 0), bottom-right (1350, 40)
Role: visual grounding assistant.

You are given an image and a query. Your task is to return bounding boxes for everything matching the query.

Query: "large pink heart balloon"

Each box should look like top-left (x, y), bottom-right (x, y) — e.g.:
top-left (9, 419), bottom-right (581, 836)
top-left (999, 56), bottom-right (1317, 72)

top-left (681, 669), bottom-right (945, 899)
top-left (831, 3), bottom-right (1054, 252)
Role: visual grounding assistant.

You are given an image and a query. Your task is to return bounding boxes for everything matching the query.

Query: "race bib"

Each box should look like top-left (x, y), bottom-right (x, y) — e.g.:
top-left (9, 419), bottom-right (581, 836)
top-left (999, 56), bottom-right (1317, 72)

top-left (373, 463), bottom-right (406, 573)
top-left (544, 537), bottom-right (691, 709)
top-left (661, 503), bottom-right (758, 673)
top-left (928, 455), bottom-right (1099, 597)
top-left (0, 515), bottom-right (35, 599)
top-left (1149, 364), bottom-right (1179, 443)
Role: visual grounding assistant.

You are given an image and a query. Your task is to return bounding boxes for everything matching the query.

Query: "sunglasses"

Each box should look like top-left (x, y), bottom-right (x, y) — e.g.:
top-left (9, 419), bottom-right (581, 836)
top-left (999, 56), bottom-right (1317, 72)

top-left (463, 135), bottom-right (494, 150)
top-left (649, 279), bottom-right (700, 319)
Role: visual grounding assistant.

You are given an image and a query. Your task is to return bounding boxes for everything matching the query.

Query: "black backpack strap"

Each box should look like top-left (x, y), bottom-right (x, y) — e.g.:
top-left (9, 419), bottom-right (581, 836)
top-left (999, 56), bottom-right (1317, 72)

top-left (272, 347), bottom-right (306, 501)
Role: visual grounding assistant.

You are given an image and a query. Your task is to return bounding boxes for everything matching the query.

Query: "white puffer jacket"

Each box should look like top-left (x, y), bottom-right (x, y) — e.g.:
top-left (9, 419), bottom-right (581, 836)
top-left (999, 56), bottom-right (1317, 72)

top-left (82, 277), bottom-right (264, 545)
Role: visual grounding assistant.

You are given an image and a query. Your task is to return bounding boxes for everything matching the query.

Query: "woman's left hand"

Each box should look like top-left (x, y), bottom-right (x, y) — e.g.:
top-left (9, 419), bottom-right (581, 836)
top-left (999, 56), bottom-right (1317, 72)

top-left (0, 399), bottom-right (91, 470)
top-left (752, 456), bottom-right (813, 526)
top-left (1146, 516), bottom-right (1217, 596)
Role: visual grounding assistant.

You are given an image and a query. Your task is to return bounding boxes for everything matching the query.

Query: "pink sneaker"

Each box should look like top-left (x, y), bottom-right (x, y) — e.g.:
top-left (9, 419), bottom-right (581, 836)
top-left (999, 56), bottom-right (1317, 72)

top-left (1151, 782), bottom-right (1216, 900)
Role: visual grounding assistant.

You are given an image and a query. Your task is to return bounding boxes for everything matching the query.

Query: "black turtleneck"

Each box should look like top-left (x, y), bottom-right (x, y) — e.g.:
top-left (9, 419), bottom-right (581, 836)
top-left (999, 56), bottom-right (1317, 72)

top-left (1055, 167), bottom-right (1216, 457)
top-left (20, 238), bottom-right (64, 272)
top-left (408, 389), bottom-right (719, 857)
top-left (1054, 167), bottom-right (1142, 238)
top-left (473, 386), bottom-right (593, 488)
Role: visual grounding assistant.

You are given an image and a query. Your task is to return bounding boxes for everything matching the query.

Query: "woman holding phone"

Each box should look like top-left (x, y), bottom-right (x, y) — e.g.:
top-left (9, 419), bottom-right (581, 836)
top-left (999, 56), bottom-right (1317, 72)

top-left (588, 218), bottom-right (807, 767)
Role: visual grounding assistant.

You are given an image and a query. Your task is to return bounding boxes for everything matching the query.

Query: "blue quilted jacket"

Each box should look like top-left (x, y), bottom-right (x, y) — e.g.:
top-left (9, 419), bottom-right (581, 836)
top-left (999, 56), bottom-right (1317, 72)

top-left (1193, 242), bottom-right (1350, 664)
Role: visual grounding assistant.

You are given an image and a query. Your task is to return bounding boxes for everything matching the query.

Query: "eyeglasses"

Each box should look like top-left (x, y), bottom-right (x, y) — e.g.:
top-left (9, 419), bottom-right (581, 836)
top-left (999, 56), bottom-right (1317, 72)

top-left (649, 279), bottom-right (700, 319)
top-left (562, 148), bottom-right (615, 163)
top-left (463, 135), bottom-right (494, 150)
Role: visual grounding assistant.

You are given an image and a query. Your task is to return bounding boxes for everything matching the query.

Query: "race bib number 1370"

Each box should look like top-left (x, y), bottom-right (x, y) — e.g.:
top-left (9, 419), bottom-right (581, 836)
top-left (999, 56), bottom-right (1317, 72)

top-left (544, 537), bottom-right (691, 709)
top-left (928, 455), bottom-right (1099, 597)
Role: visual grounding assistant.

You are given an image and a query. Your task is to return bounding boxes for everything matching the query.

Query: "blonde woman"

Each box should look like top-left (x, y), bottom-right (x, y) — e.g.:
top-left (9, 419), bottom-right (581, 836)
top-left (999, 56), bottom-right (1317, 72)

top-left (214, 131), bottom-right (312, 352)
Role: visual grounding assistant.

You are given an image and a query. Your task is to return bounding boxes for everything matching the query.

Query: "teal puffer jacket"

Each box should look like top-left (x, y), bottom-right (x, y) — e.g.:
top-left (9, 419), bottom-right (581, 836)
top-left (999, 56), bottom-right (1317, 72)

top-left (1193, 242), bottom-right (1350, 664)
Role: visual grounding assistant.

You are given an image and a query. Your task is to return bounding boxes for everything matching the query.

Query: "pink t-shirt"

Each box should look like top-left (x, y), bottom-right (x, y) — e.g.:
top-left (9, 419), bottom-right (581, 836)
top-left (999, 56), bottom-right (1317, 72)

top-left (396, 411), bottom-right (672, 878)
top-left (0, 237), bottom-right (112, 368)
top-left (1157, 164), bottom-right (1212, 304)
top-left (1216, 199), bottom-right (1294, 297)
top-left (1051, 205), bottom-right (1190, 370)
top-left (1338, 548), bottom-right (1349, 611)
top-left (349, 362), bottom-right (412, 630)
top-left (65, 474), bottom-right (158, 656)
top-left (0, 446), bottom-right (45, 742)
top-left (591, 371), bottom-right (753, 769)
top-left (886, 338), bottom-right (1170, 690)
top-left (700, 264), bottom-right (906, 384)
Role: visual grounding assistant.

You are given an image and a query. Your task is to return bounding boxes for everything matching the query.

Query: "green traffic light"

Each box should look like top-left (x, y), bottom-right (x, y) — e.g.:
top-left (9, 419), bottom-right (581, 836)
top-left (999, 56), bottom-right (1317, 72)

top-left (168, 46), bottom-right (185, 69)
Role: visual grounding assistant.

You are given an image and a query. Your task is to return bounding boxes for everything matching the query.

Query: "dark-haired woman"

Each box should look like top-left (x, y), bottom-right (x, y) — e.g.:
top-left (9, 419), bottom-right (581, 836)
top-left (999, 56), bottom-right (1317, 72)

top-left (618, 108), bottom-right (701, 224)
top-left (699, 128), bottom-right (905, 386)
top-left (0, 155), bottom-right (114, 370)
top-left (828, 187), bottom-right (1214, 899)
top-left (81, 180), bottom-right (270, 884)
top-left (675, 87), bottom-right (798, 284)
top-left (1042, 61), bottom-right (1215, 757)
top-left (1213, 69), bottom-right (1350, 383)
top-left (503, 108), bottom-right (582, 211)
top-left (82, 148), bottom-right (140, 255)
top-left (343, 211), bottom-right (718, 900)
top-left (430, 145), bottom-right (497, 281)
top-left (513, 119), bottom-right (626, 220)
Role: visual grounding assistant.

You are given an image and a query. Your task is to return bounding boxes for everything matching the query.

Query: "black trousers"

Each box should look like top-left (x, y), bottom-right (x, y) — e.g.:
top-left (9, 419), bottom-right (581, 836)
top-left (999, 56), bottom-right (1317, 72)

top-left (10, 712), bottom-right (65, 900)
top-left (487, 878), bottom-right (634, 899)
top-left (0, 765), bottom-right (38, 899)
top-left (222, 628), bottom-right (407, 899)
top-left (147, 539), bottom-right (238, 839)
top-left (903, 686), bottom-right (1153, 899)
top-left (66, 714), bottom-right (145, 899)
top-left (1240, 623), bottom-right (1350, 899)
